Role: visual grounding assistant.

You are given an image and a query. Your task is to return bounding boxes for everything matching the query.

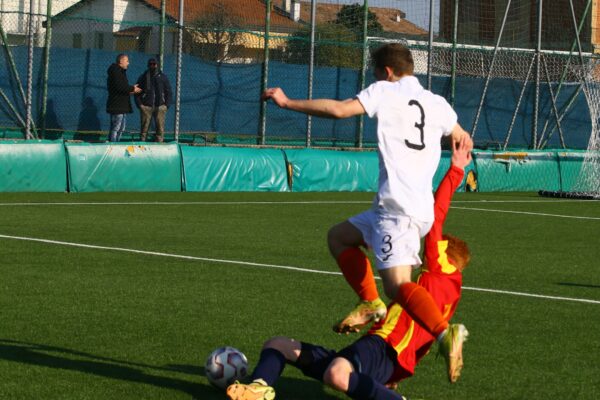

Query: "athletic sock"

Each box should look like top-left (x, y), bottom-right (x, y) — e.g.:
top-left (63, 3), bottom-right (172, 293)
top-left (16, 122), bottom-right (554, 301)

top-left (250, 348), bottom-right (286, 386)
top-left (337, 247), bottom-right (379, 302)
top-left (346, 372), bottom-right (407, 400)
top-left (395, 282), bottom-right (448, 337)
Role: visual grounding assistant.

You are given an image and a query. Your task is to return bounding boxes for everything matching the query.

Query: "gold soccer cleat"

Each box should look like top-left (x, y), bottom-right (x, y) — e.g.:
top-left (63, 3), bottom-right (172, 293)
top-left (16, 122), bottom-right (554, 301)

top-left (226, 379), bottom-right (276, 400)
top-left (438, 323), bottom-right (469, 383)
top-left (333, 298), bottom-right (387, 334)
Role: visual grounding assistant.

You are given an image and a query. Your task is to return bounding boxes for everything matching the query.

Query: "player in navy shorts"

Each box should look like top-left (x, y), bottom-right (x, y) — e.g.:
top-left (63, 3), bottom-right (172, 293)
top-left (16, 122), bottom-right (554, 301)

top-left (226, 138), bottom-right (473, 400)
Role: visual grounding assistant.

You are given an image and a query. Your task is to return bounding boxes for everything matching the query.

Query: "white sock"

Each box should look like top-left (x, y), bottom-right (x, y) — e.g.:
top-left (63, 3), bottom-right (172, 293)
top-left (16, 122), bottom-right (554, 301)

top-left (437, 328), bottom-right (448, 342)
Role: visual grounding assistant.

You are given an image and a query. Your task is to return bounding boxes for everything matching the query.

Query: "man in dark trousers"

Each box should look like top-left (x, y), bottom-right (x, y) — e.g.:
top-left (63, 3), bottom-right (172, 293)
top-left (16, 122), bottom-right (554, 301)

top-left (135, 58), bottom-right (172, 142)
top-left (106, 53), bottom-right (141, 142)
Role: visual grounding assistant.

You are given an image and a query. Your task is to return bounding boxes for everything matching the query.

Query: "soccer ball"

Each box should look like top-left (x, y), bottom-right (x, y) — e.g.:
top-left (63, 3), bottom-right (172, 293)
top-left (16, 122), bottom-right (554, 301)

top-left (205, 346), bottom-right (248, 389)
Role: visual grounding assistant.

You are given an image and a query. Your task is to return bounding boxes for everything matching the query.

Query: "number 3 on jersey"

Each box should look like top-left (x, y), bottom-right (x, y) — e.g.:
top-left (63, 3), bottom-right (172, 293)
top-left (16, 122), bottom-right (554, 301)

top-left (405, 99), bottom-right (426, 150)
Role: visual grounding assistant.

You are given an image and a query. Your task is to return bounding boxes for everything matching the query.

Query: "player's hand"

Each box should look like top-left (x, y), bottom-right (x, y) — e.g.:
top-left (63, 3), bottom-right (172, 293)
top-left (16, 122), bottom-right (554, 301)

top-left (463, 133), bottom-right (474, 151)
top-left (261, 87), bottom-right (289, 108)
top-left (451, 135), bottom-right (472, 170)
top-left (132, 84), bottom-right (142, 94)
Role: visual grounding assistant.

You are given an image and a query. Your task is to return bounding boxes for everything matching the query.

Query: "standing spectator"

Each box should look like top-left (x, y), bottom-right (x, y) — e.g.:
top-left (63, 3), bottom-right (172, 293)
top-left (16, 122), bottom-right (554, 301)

top-left (135, 58), bottom-right (172, 142)
top-left (106, 53), bottom-right (141, 142)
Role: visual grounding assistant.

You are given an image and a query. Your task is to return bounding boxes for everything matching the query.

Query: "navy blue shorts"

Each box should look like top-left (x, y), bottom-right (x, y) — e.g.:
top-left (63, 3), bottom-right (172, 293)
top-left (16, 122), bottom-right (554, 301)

top-left (292, 335), bottom-right (397, 384)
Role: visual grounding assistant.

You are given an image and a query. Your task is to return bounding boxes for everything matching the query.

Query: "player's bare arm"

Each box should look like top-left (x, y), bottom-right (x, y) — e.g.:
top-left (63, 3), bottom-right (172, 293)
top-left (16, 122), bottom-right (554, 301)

top-left (262, 87), bottom-right (365, 119)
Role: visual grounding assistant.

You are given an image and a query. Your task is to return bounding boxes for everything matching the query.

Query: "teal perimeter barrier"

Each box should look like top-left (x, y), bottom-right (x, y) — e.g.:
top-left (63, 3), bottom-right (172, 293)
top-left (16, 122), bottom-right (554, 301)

top-left (473, 150), bottom-right (562, 192)
top-left (284, 149), bottom-right (378, 192)
top-left (0, 140), bottom-right (67, 192)
top-left (181, 146), bottom-right (289, 192)
top-left (65, 143), bottom-right (182, 192)
top-left (0, 142), bottom-right (591, 193)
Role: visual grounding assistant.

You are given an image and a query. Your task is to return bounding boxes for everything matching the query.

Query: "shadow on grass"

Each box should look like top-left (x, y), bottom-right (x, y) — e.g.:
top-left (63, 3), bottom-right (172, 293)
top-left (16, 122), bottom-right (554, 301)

top-left (556, 282), bottom-right (600, 289)
top-left (0, 339), bottom-right (341, 399)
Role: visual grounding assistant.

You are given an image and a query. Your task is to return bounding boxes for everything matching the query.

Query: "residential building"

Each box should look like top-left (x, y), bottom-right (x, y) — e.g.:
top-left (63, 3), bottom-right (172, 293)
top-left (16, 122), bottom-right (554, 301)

top-left (0, 0), bottom-right (79, 45)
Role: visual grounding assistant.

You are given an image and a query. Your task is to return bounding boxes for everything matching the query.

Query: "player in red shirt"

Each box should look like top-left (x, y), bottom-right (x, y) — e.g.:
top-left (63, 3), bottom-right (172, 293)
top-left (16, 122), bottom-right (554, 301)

top-left (369, 142), bottom-right (470, 383)
top-left (226, 138), bottom-right (472, 400)
top-left (263, 44), bottom-right (472, 377)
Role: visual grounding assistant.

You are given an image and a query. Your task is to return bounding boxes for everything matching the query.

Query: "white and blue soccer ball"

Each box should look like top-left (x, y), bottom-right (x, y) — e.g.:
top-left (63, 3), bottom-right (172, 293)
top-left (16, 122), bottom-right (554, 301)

top-left (205, 346), bottom-right (248, 389)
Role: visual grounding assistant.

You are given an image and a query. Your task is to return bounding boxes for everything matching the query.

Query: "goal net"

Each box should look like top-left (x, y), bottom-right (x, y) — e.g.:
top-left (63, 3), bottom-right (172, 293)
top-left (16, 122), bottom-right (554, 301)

top-left (537, 58), bottom-right (600, 199)
top-left (570, 60), bottom-right (600, 198)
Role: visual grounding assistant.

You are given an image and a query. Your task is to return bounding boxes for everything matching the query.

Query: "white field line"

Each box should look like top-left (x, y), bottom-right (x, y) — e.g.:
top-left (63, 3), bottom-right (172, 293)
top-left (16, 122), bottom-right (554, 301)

top-left (1, 233), bottom-right (598, 305)
top-left (0, 201), bottom-right (597, 221)
top-left (452, 206), bottom-right (600, 220)
top-left (0, 201), bottom-right (373, 206)
top-left (0, 199), bottom-right (598, 206)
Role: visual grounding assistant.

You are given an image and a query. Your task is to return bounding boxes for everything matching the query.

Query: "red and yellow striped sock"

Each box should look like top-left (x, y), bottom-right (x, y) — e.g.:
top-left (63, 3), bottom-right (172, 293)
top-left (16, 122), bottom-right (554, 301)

top-left (337, 247), bottom-right (379, 302)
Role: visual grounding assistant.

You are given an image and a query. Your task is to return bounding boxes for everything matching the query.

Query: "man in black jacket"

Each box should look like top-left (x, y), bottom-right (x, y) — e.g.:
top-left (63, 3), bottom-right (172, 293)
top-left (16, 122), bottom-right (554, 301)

top-left (106, 54), bottom-right (141, 142)
top-left (135, 58), bottom-right (172, 142)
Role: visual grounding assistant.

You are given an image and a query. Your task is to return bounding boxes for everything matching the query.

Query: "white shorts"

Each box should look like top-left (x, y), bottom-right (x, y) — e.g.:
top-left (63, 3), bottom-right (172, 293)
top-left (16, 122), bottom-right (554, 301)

top-left (348, 209), bottom-right (432, 271)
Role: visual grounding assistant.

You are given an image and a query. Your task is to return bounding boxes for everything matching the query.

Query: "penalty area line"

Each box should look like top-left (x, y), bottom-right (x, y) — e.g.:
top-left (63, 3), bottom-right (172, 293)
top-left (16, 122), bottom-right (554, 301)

top-left (451, 206), bottom-right (600, 220)
top-left (1, 233), bottom-right (598, 305)
top-left (0, 199), bottom-right (596, 206)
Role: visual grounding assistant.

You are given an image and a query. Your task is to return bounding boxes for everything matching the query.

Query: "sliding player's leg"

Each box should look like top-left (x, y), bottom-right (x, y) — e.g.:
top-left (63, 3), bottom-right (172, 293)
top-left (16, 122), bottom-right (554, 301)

top-left (226, 337), bottom-right (299, 400)
top-left (227, 337), bottom-right (338, 400)
top-left (325, 336), bottom-right (409, 400)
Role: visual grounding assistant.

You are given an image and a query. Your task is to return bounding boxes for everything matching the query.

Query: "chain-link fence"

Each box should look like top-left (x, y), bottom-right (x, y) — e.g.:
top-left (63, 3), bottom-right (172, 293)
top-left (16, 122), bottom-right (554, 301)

top-left (0, 0), bottom-right (598, 149)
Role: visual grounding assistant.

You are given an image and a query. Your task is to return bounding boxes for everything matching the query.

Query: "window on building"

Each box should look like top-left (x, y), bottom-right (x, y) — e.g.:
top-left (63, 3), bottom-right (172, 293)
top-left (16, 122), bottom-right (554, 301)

top-left (94, 32), bottom-right (104, 50)
top-left (73, 33), bottom-right (83, 49)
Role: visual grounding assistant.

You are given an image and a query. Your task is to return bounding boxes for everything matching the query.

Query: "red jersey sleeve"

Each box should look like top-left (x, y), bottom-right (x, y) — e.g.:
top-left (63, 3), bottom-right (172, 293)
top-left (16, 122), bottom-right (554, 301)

top-left (424, 165), bottom-right (465, 273)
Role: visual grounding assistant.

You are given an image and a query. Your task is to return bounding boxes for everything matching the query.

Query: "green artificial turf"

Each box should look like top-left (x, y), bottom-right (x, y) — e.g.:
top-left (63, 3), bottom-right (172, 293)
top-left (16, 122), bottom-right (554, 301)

top-left (0, 192), bottom-right (598, 399)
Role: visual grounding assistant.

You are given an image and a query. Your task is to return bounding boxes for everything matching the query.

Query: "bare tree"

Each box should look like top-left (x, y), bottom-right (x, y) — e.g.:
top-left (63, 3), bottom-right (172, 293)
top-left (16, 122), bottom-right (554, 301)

top-left (189, 2), bottom-right (243, 63)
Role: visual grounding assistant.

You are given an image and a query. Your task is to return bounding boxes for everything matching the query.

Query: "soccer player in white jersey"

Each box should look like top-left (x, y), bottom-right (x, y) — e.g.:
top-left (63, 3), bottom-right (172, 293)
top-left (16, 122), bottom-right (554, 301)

top-left (262, 44), bottom-right (472, 377)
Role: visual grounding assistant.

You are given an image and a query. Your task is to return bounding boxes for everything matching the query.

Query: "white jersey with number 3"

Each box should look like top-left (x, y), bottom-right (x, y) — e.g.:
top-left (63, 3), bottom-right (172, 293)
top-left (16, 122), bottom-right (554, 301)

top-left (357, 76), bottom-right (457, 223)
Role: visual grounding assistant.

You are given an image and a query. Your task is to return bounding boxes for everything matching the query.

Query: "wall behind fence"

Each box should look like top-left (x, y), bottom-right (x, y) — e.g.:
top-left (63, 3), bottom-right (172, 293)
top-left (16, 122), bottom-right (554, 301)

top-left (0, 46), bottom-right (593, 149)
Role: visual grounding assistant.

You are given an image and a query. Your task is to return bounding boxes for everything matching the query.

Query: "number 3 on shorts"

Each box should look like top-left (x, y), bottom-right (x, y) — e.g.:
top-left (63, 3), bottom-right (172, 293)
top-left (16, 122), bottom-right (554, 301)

top-left (381, 234), bottom-right (393, 261)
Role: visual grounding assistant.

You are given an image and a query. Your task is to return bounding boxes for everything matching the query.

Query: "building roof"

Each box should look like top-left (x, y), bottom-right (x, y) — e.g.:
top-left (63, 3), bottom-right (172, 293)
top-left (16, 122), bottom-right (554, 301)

top-left (52, 0), bottom-right (301, 32)
top-left (297, 1), bottom-right (428, 36)
top-left (142, 0), bottom-right (300, 31)
top-left (51, 0), bottom-right (425, 37)
top-left (113, 26), bottom-right (152, 38)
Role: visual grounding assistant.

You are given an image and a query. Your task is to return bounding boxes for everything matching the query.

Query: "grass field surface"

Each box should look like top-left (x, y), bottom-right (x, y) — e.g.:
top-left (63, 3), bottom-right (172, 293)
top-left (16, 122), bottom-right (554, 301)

top-left (0, 191), bottom-right (599, 399)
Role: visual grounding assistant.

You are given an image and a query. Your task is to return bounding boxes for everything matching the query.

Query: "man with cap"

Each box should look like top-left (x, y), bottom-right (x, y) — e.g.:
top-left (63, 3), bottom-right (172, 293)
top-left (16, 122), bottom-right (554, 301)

top-left (135, 58), bottom-right (172, 142)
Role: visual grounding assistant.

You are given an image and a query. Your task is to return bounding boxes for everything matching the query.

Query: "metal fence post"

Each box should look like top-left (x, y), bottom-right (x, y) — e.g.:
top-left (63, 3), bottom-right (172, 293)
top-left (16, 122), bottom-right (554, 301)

top-left (159, 0), bottom-right (165, 68)
top-left (355, 0), bottom-right (369, 149)
top-left (533, 0), bottom-right (543, 149)
top-left (25, 0), bottom-right (35, 139)
top-left (258, 0), bottom-right (271, 146)
top-left (40, 0), bottom-right (53, 138)
top-left (174, 0), bottom-right (184, 142)
top-left (450, 0), bottom-right (458, 107)
top-left (306, 0), bottom-right (317, 148)
top-left (427, 0), bottom-right (435, 90)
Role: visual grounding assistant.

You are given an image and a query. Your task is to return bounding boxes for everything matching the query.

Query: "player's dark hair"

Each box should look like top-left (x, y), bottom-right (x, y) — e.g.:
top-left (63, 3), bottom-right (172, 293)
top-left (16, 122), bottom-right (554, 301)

top-left (443, 234), bottom-right (471, 272)
top-left (116, 53), bottom-right (128, 64)
top-left (371, 44), bottom-right (414, 76)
